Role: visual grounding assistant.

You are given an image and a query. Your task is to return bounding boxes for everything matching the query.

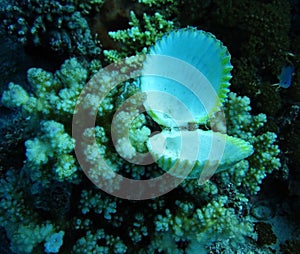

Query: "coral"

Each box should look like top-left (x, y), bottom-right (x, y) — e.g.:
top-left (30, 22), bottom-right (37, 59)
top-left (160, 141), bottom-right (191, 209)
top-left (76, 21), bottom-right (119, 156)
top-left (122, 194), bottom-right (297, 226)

top-left (79, 189), bottom-right (117, 220)
top-left (0, 170), bottom-right (63, 253)
top-left (44, 231), bottom-right (65, 253)
top-left (1, 0), bottom-right (101, 57)
top-left (1, 46), bottom-right (282, 254)
top-left (0, 111), bottom-right (26, 171)
top-left (0, 1), bottom-right (288, 252)
top-left (1, 54), bottom-right (154, 251)
top-left (128, 114), bottom-right (151, 153)
top-left (199, 0), bottom-right (292, 123)
top-left (287, 31), bottom-right (300, 101)
top-left (73, 229), bottom-right (127, 254)
top-left (210, 0), bottom-right (291, 79)
top-left (0, 227), bottom-right (11, 254)
top-left (280, 95), bottom-right (300, 172)
top-left (74, 0), bottom-right (104, 15)
top-left (177, 0), bottom-right (211, 26)
top-left (253, 84), bottom-right (282, 116)
top-left (7, 222), bottom-right (55, 254)
top-left (1, 58), bottom-right (92, 185)
top-left (222, 92), bottom-right (281, 194)
top-left (195, 196), bottom-right (254, 244)
top-left (103, 10), bottom-right (174, 61)
top-left (24, 120), bottom-right (78, 183)
top-left (151, 196), bottom-right (254, 252)
top-left (137, 0), bottom-right (180, 19)
top-left (0, 170), bottom-right (37, 229)
top-left (128, 213), bottom-right (148, 243)
top-left (250, 200), bottom-right (275, 220)
top-left (2, 58), bottom-right (92, 184)
top-left (112, 92), bottom-right (150, 160)
top-left (138, 0), bottom-right (175, 7)
top-left (1, 58), bottom-right (88, 117)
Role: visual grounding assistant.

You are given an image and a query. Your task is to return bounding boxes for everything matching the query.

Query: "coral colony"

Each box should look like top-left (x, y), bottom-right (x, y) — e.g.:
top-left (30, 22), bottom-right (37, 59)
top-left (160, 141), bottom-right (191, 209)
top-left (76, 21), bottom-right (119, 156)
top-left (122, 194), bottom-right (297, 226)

top-left (1, 0), bottom-right (299, 253)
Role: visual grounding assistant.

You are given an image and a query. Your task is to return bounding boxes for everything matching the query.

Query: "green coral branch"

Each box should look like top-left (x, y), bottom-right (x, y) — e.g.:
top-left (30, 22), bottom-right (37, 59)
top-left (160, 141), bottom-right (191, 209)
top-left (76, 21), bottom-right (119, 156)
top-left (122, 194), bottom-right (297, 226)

top-left (104, 11), bottom-right (174, 61)
top-left (223, 92), bottom-right (281, 194)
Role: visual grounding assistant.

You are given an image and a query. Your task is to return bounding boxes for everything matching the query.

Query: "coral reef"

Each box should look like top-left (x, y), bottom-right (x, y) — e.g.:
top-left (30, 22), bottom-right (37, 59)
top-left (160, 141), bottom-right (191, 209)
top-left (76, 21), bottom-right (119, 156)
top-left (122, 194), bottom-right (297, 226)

top-left (0, 0), bottom-right (297, 253)
top-left (209, 0), bottom-right (291, 86)
top-left (1, 0), bottom-right (101, 58)
top-left (0, 169), bottom-right (63, 254)
top-left (0, 58), bottom-right (281, 253)
top-left (222, 92), bottom-right (281, 194)
top-left (103, 10), bottom-right (174, 62)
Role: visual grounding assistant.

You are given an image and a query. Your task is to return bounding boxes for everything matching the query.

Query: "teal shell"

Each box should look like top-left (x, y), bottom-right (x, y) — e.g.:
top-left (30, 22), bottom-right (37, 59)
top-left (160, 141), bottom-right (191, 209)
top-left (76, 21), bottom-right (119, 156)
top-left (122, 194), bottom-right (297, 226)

top-left (141, 28), bottom-right (233, 126)
top-left (147, 129), bottom-right (254, 182)
top-left (141, 28), bottom-right (253, 182)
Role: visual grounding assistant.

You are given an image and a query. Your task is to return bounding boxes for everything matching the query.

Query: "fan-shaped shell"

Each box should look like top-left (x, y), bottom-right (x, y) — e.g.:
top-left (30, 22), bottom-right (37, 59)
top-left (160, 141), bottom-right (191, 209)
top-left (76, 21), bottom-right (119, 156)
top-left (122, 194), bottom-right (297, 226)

top-left (141, 28), bottom-right (233, 127)
top-left (141, 28), bottom-right (253, 182)
top-left (147, 129), bottom-right (254, 181)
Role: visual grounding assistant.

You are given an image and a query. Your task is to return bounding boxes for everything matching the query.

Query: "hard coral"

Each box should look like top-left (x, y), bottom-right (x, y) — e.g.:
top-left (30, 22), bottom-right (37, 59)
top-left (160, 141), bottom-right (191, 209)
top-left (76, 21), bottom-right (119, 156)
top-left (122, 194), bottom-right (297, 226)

top-left (223, 92), bottom-right (281, 194)
top-left (209, 0), bottom-right (291, 99)
top-left (103, 10), bottom-right (174, 61)
top-left (0, 170), bottom-right (63, 254)
top-left (2, 0), bottom-right (101, 57)
top-left (0, 1), bottom-right (288, 252)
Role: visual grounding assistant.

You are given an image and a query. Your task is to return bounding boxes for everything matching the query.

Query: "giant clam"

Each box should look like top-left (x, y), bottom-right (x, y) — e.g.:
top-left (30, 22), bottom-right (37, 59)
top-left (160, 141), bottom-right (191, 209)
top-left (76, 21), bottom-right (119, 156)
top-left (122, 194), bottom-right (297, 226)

top-left (141, 28), bottom-right (254, 183)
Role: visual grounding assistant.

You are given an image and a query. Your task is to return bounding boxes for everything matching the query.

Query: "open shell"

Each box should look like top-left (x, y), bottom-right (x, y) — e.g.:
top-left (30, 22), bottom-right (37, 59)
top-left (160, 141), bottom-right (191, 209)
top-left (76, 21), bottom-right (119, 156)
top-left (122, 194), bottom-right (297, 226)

top-left (141, 28), bottom-right (233, 127)
top-left (141, 28), bottom-right (253, 182)
top-left (147, 129), bottom-right (254, 181)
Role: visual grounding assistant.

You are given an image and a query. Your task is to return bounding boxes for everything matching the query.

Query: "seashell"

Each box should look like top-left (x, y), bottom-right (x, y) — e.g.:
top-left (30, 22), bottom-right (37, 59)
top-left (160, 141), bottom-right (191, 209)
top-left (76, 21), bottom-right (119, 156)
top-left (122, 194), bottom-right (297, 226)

top-left (141, 28), bottom-right (233, 127)
top-left (141, 28), bottom-right (253, 182)
top-left (147, 129), bottom-right (254, 181)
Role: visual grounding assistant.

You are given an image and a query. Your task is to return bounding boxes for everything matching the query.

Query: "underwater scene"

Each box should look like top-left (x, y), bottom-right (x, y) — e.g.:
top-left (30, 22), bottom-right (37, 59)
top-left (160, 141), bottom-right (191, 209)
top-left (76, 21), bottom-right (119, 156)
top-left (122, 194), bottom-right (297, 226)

top-left (0, 0), bottom-right (300, 253)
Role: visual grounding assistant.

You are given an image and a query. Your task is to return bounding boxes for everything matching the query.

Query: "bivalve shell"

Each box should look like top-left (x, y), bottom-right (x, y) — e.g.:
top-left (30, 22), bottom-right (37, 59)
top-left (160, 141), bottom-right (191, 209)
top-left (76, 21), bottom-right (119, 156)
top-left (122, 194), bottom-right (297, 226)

top-left (141, 28), bottom-right (233, 127)
top-left (147, 129), bottom-right (254, 181)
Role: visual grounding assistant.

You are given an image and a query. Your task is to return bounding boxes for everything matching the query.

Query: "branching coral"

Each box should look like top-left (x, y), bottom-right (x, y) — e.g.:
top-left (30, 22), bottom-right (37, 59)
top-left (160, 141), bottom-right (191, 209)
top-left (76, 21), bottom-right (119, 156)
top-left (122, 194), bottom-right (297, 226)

top-left (0, 1), bottom-right (287, 253)
top-left (137, 0), bottom-right (180, 19)
top-left (210, 0), bottom-right (291, 76)
top-left (2, 0), bottom-right (101, 57)
top-left (73, 229), bottom-right (127, 254)
top-left (104, 10), bottom-right (174, 61)
top-left (151, 196), bottom-right (254, 253)
top-left (222, 92), bottom-right (281, 194)
top-left (79, 189), bottom-right (117, 220)
top-left (74, 0), bottom-right (104, 15)
top-left (0, 54), bottom-right (153, 251)
top-left (1, 58), bottom-right (89, 117)
top-left (25, 125), bottom-right (76, 184)
top-left (1, 58), bottom-right (91, 185)
top-left (0, 170), bottom-right (64, 254)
